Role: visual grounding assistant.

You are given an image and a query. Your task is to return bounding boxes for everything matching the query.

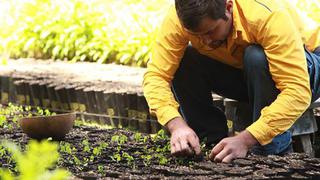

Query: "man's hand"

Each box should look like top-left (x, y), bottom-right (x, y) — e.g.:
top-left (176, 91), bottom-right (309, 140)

top-left (165, 117), bottom-right (201, 156)
top-left (209, 130), bottom-right (258, 163)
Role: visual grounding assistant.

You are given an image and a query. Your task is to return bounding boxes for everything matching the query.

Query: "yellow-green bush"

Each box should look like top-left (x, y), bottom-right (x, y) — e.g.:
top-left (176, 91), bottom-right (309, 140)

top-left (0, 0), bottom-right (171, 67)
top-left (0, 140), bottom-right (70, 180)
top-left (0, 0), bottom-right (318, 67)
top-left (297, 0), bottom-right (320, 23)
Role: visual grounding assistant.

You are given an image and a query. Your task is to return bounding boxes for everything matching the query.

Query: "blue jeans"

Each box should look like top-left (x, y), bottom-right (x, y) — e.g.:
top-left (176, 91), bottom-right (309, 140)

top-left (172, 45), bottom-right (320, 155)
top-left (251, 131), bottom-right (293, 155)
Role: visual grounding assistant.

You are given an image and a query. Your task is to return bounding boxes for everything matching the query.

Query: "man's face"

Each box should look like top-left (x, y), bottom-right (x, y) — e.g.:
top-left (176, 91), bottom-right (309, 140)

top-left (186, 1), bottom-right (233, 49)
top-left (189, 15), bottom-right (233, 49)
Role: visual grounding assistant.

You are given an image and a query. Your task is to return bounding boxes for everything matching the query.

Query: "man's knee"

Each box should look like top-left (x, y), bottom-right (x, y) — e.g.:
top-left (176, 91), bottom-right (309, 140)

top-left (243, 45), bottom-right (268, 72)
top-left (251, 131), bottom-right (292, 155)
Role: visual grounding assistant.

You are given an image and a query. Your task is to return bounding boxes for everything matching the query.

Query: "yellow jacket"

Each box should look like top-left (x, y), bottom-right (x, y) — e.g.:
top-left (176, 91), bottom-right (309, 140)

top-left (143, 0), bottom-right (320, 145)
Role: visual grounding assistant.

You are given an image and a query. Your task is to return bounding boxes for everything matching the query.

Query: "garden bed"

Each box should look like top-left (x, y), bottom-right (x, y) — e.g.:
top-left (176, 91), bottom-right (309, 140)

top-left (0, 59), bottom-right (164, 134)
top-left (1, 105), bottom-right (320, 179)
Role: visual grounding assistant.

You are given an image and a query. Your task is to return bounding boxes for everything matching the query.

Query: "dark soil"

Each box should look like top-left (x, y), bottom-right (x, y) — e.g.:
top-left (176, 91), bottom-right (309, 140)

top-left (1, 113), bottom-right (320, 179)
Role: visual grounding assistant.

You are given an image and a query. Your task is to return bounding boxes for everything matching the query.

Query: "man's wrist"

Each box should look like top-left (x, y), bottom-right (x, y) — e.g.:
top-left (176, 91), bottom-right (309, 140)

top-left (165, 117), bottom-right (187, 133)
top-left (239, 130), bottom-right (258, 148)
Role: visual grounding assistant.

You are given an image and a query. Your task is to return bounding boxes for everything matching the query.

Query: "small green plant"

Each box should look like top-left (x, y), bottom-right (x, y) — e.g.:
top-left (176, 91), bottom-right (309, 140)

top-left (0, 145), bottom-right (6, 158)
top-left (98, 142), bottom-right (108, 149)
top-left (111, 134), bottom-right (128, 145)
top-left (44, 109), bottom-right (56, 116)
top-left (119, 134), bottom-right (128, 144)
top-left (7, 103), bottom-right (24, 116)
top-left (143, 136), bottom-right (149, 143)
top-left (141, 154), bottom-right (152, 166)
top-left (133, 132), bottom-right (142, 142)
top-left (111, 153), bottom-right (122, 162)
top-left (154, 153), bottom-right (168, 165)
top-left (36, 107), bottom-right (44, 116)
top-left (24, 106), bottom-right (32, 112)
top-left (122, 152), bottom-right (134, 165)
top-left (34, 107), bottom-right (56, 116)
top-left (152, 129), bottom-right (169, 142)
top-left (0, 115), bottom-right (6, 127)
top-left (81, 139), bottom-right (90, 153)
top-left (97, 165), bottom-right (104, 175)
top-left (92, 147), bottom-right (102, 156)
top-left (59, 142), bottom-right (74, 155)
top-left (72, 155), bottom-right (82, 166)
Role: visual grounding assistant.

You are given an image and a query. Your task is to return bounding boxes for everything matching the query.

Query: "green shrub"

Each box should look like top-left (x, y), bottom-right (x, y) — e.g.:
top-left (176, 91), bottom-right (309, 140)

top-left (0, 0), bottom-right (317, 67)
top-left (0, 0), bottom-right (171, 67)
top-left (296, 0), bottom-right (320, 23)
top-left (0, 140), bottom-right (70, 180)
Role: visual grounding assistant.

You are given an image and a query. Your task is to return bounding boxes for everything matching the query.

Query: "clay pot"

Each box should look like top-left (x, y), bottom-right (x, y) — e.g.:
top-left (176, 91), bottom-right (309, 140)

top-left (19, 113), bottom-right (76, 140)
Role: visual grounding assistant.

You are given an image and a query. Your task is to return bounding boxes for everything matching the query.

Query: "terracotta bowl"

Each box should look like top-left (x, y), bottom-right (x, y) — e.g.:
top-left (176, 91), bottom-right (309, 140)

top-left (19, 113), bottom-right (76, 140)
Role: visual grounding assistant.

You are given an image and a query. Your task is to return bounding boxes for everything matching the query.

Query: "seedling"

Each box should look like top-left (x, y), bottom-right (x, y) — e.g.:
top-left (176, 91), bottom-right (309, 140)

top-left (93, 147), bottom-right (102, 156)
top-left (36, 107), bottom-right (44, 116)
top-left (152, 129), bottom-right (168, 141)
top-left (82, 140), bottom-right (91, 153)
top-left (111, 153), bottom-right (122, 162)
top-left (0, 145), bottom-right (6, 158)
top-left (59, 142), bottom-right (74, 155)
top-left (72, 155), bottom-right (82, 166)
top-left (134, 132), bottom-right (142, 142)
top-left (141, 154), bottom-right (152, 166)
top-left (0, 115), bottom-right (6, 128)
top-left (122, 152), bottom-right (134, 165)
top-left (154, 153), bottom-right (168, 165)
top-left (99, 142), bottom-right (108, 149)
top-left (111, 134), bottom-right (128, 145)
top-left (97, 165), bottom-right (105, 175)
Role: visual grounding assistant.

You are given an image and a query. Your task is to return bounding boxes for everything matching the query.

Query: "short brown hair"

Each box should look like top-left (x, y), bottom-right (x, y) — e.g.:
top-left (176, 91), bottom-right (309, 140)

top-left (175, 0), bottom-right (228, 31)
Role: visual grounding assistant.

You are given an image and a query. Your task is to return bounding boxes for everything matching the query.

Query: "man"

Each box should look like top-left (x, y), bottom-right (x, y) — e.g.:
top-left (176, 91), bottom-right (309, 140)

top-left (143, 0), bottom-right (320, 163)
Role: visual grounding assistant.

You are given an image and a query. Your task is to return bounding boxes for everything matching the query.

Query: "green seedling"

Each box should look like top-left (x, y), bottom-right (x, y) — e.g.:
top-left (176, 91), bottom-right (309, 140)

top-left (134, 132), bottom-right (142, 142)
top-left (111, 134), bottom-right (128, 145)
top-left (111, 153), bottom-right (121, 162)
top-left (122, 152), bottom-right (134, 165)
top-left (154, 153), bottom-right (168, 165)
top-left (36, 107), bottom-right (44, 116)
top-left (97, 165), bottom-right (104, 175)
top-left (59, 142), bottom-right (74, 155)
top-left (0, 115), bottom-right (6, 128)
top-left (93, 147), bottom-right (102, 156)
top-left (72, 155), bottom-right (82, 166)
top-left (82, 140), bottom-right (90, 153)
top-left (141, 154), bottom-right (152, 166)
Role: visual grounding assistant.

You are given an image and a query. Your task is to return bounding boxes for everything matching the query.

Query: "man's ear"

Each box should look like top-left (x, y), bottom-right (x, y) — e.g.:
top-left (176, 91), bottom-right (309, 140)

top-left (225, 0), bottom-right (233, 15)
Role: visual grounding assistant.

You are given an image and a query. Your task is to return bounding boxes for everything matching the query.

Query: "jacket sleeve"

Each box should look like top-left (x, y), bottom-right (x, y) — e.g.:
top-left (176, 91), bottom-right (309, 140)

top-left (142, 7), bottom-right (189, 126)
top-left (246, 10), bottom-right (312, 145)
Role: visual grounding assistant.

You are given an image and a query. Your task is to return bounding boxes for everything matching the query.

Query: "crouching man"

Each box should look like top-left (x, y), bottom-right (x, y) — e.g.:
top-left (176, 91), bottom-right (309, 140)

top-left (143, 0), bottom-right (320, 163)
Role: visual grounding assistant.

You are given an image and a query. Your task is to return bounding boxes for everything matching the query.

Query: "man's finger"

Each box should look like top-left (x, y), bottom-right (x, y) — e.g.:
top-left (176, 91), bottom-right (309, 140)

top-left (180, 139), bottom-right (193, 155)
top-left (171, 143), bottom-right (176, 154)
top-left (214, 148), bottom-right (230, 162)
top-left (173, 141), bottom-right (183, 156)
top-left (209, 141), bottom-right (224, 160)
top-left (222, 154), bottom-right (234, 163)
top-left (187, 134), bottom-right (201, 155)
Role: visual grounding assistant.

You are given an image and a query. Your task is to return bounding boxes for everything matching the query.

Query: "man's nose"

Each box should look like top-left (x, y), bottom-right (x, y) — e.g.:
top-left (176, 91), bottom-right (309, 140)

top-left (201, 35), bottom-right (212, 45)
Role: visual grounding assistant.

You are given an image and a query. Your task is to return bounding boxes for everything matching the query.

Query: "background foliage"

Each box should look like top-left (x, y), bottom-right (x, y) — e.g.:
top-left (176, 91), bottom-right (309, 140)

top-left (0, 0), bottom-right (171, 67)
top-left (0, 0), bottom-right (318, 67)
top-left (296, 0), bottom-right (320, 23)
